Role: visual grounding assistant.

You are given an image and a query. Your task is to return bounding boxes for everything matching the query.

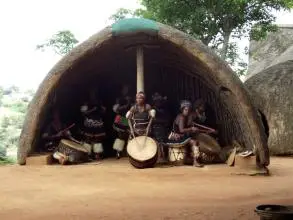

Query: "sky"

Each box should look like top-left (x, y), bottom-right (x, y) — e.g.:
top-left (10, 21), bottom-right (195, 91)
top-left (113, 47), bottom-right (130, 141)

top-left (0, 0), bottom-right (292, 90)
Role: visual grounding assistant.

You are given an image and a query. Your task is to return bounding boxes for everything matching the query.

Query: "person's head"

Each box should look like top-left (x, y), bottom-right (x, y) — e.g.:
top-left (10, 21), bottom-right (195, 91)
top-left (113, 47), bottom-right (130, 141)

top-left (152, 92), bottom-right (167, 108)
top-left (180, 100), bottom-right (192, 116)
top-left (121, 85), bottom-right (129, 96)
top-left (136, 91), bottom-right (145, 105)
top-left (194, 99), bottom-right (205, 114)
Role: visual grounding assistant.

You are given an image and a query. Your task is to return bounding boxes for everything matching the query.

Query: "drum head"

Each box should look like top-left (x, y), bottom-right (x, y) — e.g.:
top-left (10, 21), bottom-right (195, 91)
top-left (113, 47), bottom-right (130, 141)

top-left (60, 139), bottom-right (88, 153)
top-left (127, 136), bottom-right (158, 162)
top-left (196, 133), bottom-right (221, 154)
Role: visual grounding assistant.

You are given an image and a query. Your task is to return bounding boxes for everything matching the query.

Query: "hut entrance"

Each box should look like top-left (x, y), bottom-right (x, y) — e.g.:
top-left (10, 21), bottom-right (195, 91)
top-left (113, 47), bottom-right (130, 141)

top-left (33, 33), bottom-right (252, 158)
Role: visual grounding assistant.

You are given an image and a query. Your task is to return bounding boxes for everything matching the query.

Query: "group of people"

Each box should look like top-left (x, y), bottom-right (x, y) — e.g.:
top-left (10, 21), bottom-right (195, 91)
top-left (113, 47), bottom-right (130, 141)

top-left (42, 84), bottom-right (219, 167)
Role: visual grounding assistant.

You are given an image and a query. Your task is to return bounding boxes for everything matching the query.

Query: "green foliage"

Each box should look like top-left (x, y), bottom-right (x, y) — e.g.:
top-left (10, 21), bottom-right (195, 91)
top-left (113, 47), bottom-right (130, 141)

top-left (109, 0), bottom-right (292, 76)
top-left (36, 30), bottom-right (79, 55)
top-left (0, 86), bottom-right (33, 164)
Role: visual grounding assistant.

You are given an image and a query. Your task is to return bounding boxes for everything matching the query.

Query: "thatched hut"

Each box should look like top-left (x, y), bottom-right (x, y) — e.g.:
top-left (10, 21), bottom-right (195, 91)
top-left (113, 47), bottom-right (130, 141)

top-left (245, 61), bottom-right (293, 155)
top-left (18, 18), bottom-right (269, 167)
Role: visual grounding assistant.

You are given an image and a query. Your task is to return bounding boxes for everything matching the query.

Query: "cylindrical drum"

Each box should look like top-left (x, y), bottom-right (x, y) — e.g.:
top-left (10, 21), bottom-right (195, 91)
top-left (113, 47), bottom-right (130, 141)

top-left (127, 136), bottom-right (158, 169)
top-left (56, 139), bottom-right (89, 164)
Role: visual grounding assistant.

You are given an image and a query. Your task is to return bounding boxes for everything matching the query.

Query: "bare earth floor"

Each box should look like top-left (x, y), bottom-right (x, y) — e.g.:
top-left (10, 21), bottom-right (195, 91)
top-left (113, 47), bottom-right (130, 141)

top-left (0, 157), bottom-right (293, 220)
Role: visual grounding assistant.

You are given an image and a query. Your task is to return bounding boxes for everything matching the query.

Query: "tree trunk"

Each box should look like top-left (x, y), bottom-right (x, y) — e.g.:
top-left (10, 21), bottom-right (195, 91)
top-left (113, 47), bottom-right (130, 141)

top-left (220, 31), bottom-right (231, 60)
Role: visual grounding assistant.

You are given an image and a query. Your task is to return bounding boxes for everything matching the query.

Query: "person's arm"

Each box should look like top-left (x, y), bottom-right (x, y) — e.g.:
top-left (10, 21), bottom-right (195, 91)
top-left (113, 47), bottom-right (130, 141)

top-left (178, 115), bottom-right (195, 134)
top-left (126, 106), bottom-right (134, 119)
top-left (146, 104), bottom-right (156, 118)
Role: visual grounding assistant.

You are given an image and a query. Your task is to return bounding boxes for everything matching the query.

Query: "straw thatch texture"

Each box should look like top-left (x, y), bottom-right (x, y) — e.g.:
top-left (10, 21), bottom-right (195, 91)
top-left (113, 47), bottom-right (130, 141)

top-left (245, 61), bottom-right (293, 155)
top-left (18, 19), bottom-right (269, 167)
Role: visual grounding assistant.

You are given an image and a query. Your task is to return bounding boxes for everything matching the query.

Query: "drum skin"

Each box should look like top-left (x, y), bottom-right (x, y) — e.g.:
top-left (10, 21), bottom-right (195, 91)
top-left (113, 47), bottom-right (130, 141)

top-left (127, 136), bottom-right (158, 169)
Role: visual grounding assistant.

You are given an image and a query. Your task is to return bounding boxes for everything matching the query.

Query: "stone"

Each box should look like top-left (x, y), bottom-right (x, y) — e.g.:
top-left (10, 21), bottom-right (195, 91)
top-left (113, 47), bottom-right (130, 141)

top-left (26, 153), bottom-right (53, 165)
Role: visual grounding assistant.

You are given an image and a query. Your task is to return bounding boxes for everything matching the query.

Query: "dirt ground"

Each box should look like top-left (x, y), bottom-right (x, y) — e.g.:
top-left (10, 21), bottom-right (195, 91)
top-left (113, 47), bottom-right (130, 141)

top-left (0, 157), bottom-right (293, 220)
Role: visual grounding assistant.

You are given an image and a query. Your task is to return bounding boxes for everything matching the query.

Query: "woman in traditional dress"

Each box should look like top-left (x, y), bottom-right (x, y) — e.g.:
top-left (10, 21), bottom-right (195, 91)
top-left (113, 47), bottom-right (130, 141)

top-left (112, 85), bottom-right (133, 158)
top-left (167, 100), bottom-right (204, 167)
top-left (126, 91), bottom-right (156, 137)
top-left (79, 90), bottom-right (106, 161)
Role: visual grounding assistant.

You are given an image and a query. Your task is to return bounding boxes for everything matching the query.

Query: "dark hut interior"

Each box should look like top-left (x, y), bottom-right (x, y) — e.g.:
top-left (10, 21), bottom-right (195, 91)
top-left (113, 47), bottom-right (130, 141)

top-left (35, 33), bottom-right (254, 157)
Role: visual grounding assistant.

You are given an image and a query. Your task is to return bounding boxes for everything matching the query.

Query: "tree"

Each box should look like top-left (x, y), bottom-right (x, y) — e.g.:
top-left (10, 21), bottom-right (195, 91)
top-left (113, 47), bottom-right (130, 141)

top-left (36, 30), bottom-right (79, 55)
top-left (0, 86), bottom-right (3, 106)
top-left (109, 0), bottom-right (292, 76)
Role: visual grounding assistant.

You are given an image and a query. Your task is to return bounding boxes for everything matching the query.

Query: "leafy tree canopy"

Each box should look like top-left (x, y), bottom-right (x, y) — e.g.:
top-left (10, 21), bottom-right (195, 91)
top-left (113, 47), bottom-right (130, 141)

top-left (36, 30), bottom-right (79, 55)
top-left (109, 0), bottom-right (292, 76)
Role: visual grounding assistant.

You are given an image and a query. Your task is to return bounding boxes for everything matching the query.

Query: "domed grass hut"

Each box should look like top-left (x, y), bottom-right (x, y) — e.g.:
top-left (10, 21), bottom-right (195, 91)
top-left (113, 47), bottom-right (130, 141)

top-left (245, 61), bottom-right (293, 155)
top-left (18, 18), bottom-right (269, 167)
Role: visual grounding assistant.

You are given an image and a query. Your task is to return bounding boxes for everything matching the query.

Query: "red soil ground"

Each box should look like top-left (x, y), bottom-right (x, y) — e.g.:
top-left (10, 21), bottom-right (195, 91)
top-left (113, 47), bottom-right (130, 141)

top-left (0, 157), bottom-right (293, 220)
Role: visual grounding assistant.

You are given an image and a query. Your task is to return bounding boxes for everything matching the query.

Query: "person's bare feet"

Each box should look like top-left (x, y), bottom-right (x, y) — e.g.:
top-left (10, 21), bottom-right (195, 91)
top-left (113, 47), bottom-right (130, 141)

top-left (193, 159), bottom-right (204, 168)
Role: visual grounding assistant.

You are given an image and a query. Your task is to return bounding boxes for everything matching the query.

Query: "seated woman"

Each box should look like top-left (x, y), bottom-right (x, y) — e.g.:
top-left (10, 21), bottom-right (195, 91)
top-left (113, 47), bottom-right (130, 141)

top-left (79, 91), bottom-right (106, 161)
top-left (112, 85), bottom-right (133, 159)
top-left (167, 100), bottom-right (203, 167)
top-left (126, 91), bottom-right (156, 137)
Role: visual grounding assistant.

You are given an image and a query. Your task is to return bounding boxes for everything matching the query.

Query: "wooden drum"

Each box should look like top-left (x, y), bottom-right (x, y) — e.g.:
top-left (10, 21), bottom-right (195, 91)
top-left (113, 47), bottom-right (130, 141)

top-left (127, 136), bottom-right (158, 169)
top-left (168, 146), bottom-right (186, 163)
top-left (56, 139), bottom-right (89, 164)
top-left (196, 133), bottom-right (221, 164)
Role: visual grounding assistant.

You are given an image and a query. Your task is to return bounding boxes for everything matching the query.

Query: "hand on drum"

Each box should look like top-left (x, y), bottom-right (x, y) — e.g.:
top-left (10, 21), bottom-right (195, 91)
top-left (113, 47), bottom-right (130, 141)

top-left (191, 127), bottom-right (199, 133)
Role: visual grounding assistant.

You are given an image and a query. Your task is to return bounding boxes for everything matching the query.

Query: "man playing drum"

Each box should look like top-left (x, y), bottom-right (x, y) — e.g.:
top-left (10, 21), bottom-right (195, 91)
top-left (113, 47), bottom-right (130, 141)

top-left (79, 90), bottom-right (106, 161)
top-left (167, 100), bottom-right (204, 167)
top-left (126, 91), bottom-right (156, 137)
top-left (42, 109), bottom-right (76, 152)
top-left (112, 85), bottom-right (133, 159)
top-left (42, 109), bottom-right (87, 164)
top-left (192, 99), bottom-right (221, 164)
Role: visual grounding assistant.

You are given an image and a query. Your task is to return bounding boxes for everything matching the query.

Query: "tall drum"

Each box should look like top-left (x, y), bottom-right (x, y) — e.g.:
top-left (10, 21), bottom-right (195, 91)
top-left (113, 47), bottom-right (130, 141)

top-left (127, 136), bottom-right (158, 168)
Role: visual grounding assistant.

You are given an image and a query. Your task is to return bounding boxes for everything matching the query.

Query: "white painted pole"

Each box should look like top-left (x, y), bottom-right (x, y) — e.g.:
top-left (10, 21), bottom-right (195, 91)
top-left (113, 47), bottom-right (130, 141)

top-left (136, 46), bottom-right (144, 93)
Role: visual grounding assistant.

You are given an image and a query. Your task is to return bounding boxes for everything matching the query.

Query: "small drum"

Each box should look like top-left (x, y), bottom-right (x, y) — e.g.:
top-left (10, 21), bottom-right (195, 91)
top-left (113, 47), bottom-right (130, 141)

top-left (56, 139), bottom-right (89, 164)
top-left (127, 136), bottom-right (158, 169)
top-left (168, 146), bottom-right (186, 163)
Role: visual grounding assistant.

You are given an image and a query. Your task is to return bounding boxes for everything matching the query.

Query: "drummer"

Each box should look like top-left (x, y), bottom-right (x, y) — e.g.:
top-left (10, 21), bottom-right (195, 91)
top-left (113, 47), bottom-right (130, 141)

top-left (79, 90), bottom-right (106, 161)
top-left (126, 91), bottom-right (156, 137)
top-left (112, 85), bottom-right (133, 158)
top-left (192, 99), bottom-right (217, 135)
top-left (42, 109), bottom-right (76, 152)
top-left (151, 92), bottom-right (171, 160)
top-left (167, 100), bottom-right (204, 167)
top-left (192, 99), bottom-right (221, 164)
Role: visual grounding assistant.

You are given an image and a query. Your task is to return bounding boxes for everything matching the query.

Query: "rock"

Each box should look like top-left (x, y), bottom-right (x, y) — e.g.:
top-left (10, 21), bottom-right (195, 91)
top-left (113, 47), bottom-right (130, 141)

top-left (245, 61), bottom-right (293, 155)
top-left (246, 25), bottom-right (293, 80)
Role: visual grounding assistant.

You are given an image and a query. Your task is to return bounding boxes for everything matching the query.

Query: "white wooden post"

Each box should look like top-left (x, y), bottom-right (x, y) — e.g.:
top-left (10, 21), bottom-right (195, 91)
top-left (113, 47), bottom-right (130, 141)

top-left (136, 46), bottom-right (144, 93)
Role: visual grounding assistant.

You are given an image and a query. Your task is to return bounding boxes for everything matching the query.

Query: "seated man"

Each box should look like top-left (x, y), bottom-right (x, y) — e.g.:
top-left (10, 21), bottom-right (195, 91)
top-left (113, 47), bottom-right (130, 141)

top-left (112, 85), bottom-right (132, 159)
top-left (151, 92), bottom-right (171, 160)
top-left (79, 90), bottom-right (106, 161)
top-left (167, 100), bottom-right (204, 167)
top-left (42, 109), bottom-right (87, 164)
top-left (42, 109), bottom-right (75, 153)
top-left (126, 91), bottom-right (156, 137)
top-left (192, 99), bottom-right (221, 164)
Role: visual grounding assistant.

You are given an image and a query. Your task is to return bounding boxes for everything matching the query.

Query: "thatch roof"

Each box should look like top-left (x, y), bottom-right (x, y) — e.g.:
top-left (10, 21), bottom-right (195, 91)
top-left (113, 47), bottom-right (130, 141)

top-left (245, 60), bottom-right (293, 155)
top-left (18, 18), bottom-right (269, 167)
